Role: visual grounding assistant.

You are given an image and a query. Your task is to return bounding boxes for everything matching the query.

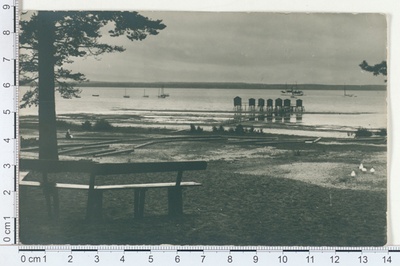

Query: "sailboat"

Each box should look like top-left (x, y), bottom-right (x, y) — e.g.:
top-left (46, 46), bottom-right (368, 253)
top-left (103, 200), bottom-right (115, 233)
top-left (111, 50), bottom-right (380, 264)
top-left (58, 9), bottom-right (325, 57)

top-left (343, 85), bottom-right (354, 97)
top-left (158, 86), bottom-right (169, 98)
top-left (143, 89), bottom-right (149, 98)
top-left (123, 88), bottom-right (130, 98)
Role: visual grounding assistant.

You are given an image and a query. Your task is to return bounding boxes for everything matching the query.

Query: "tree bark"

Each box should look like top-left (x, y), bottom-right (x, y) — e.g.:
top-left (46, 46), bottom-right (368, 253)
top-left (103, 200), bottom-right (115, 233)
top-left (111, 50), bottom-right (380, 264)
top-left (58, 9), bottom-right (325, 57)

top-left (37, 11), bottom-right (58, 160)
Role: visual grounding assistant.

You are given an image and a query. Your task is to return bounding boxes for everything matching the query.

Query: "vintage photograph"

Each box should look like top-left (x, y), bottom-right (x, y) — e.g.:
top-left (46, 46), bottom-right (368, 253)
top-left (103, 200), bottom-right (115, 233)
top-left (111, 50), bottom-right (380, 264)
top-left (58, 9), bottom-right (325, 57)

top-left (18, 11), bottom-right (387, 246)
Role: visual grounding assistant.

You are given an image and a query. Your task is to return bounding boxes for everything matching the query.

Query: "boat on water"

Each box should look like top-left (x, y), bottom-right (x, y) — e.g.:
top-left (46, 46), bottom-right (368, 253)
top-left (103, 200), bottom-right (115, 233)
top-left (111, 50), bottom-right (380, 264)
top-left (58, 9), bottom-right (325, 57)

top-left (281, 84), bottom-right (304, 97)
top-left (123, 89), bottom-right (130, 98)
top-left (143, 89), bottom-right (149, 98)
top-left (343, 85), bottom-right (355, 97)
top-left (92, 94), bottom-right (100, 97)
top-left (158, 86), bottom-right (169, 98)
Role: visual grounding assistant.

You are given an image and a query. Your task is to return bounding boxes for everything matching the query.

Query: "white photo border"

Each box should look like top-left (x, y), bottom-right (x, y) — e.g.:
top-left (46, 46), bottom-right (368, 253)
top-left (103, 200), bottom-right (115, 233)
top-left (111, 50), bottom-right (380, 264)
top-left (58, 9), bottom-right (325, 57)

top-left (18, 0), bottom-right (400, 245)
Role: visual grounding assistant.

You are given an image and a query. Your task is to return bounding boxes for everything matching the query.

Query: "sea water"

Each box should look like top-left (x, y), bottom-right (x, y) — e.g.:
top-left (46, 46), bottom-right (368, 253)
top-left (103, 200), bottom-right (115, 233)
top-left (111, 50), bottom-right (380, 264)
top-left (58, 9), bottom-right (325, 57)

top-left (19, 87), bottom-right (387, 131)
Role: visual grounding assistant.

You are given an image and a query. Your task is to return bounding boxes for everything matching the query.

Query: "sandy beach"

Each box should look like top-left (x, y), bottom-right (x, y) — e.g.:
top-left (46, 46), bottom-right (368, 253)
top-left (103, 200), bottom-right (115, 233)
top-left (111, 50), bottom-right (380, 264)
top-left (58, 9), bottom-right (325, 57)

top-left (18, 114), bottom-right (387, 245)
top-left (20, 113), bottom-right (386, 191)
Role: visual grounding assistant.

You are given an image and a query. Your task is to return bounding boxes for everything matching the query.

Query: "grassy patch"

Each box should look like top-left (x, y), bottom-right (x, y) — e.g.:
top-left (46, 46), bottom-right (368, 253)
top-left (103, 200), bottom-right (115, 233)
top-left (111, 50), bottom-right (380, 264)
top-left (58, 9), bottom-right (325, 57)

top-left (19, 161), bottom-right (386, 246)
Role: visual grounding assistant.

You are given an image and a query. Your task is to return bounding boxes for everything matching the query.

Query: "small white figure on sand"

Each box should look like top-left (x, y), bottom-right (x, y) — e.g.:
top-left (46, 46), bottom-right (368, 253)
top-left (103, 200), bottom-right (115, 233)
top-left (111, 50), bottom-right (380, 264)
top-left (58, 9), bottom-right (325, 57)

top-left (361, 167), bottom-right (367, 173)
top-left (66, 129), bottom-right (73, 139)
top-left (370, 167), bottom-right (375, 173)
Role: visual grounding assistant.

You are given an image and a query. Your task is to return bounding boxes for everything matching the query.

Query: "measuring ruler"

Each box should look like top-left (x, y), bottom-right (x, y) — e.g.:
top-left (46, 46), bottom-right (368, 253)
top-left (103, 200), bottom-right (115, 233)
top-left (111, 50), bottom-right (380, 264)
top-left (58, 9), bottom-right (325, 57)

top-left (0, 0), bottom-right (18, 247)
top-left (1, 1), bottom-right (399, 265)
top-left (0, 246), bottom-right (399, 265)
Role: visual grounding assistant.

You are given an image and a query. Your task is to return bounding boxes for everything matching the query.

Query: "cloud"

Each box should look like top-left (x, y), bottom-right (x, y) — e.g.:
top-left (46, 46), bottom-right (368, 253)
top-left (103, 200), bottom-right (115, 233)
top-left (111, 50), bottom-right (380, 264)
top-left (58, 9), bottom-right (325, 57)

top-left (70, 12), bottom-right (387, 85)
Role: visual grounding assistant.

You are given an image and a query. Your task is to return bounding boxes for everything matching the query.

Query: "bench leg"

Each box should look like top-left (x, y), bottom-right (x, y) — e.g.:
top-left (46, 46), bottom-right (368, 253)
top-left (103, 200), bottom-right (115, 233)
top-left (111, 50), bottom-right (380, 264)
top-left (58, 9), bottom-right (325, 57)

top-left (134, 189), bottom-right (146, 219)
top-left (42, 182), bottom-right (59, 220)
top-left (19, 185), bottom-right (27, 203)
top-left (86, 190), bottom-right (103, 221)
top-left (168, 187), bottom-right (183, 217)
top-left (52, 188), bottom-right (60, 220)
top-left (42, 172), bottom-right (59, 219)
top-left (93, 190), bottom-right (103, 219)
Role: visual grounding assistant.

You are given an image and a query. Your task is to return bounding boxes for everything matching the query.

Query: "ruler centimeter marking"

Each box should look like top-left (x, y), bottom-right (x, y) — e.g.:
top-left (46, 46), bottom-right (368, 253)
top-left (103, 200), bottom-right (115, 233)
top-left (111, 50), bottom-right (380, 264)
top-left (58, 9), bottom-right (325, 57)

top-left (0, 0), bottom-right (18, 247)
top-left (8, 246), bottom-right (400, 265)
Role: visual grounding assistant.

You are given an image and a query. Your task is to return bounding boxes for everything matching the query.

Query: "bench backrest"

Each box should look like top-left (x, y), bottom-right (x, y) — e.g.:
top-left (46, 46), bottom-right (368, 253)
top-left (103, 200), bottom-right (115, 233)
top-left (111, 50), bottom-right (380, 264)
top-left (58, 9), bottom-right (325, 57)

top-left (19, 159), bottom-right (95, 173)
top-left (19, 159), bottom-right (207, 175)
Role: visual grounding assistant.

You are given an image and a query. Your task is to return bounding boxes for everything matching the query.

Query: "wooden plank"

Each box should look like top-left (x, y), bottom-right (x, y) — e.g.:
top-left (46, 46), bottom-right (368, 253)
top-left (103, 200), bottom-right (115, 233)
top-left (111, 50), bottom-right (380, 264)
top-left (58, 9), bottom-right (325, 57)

top-left (176, 171), bottom-right (183, 186)
top-left (20, 146), bottom-right (39, 152)
top-left (19, 180), bottom-right (90, 190)
top-left (55, 183), bottom-right (90, 189)
top-left (73, 148), bottom-right (117, 157)
top-left (19, 171), bottom-right (30, 181)
top-left (86, 173), bottom-right (97, 220)
top-left (62, 137), bottom-right (117, 141)
top-left (59, 139), bottom-right (121, 146)
top-left (19, 159), bottom-right (207, 174)
top-left (168, 187), bottom-right (183, 216)
top-left (58, 144), bottom-right (110, 155)
top-left (19, 180), bottom-right (41, 187)
top-left (313, 137), bottom-right (322, 143)
top-left (134, 142), bottom-right (155, 149)
top-left (96, 181), bottom-right (201, 190)
top-left (19, 181), bottom-right (201, 190)
top-left (93, 161), bottom-right (207, 175)
top-left (93, 148), bottom-right (135, 157)
top-left (19, 159), bottom-right (96, 173)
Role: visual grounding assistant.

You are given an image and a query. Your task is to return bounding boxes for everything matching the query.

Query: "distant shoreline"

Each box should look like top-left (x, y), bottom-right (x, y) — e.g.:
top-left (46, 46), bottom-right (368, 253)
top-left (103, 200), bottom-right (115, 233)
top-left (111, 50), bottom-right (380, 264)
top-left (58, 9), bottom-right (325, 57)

top-left (29, 81), bottom-right (385, 91)
top-left (81, 82), bottom-right (386, 91)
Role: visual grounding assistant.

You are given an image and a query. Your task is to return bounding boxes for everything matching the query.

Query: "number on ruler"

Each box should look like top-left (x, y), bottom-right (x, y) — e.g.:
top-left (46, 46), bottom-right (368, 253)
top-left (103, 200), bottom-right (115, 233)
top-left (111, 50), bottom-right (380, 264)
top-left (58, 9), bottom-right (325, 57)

top-left (383, 256), bottom-right (392, 263)
top-left (306, 255), bottom-right (314, 263)
top-left (278, 255), bottom-right (288, 263)
top-left (330, 256), bottom-right (340, 263)
top-left (3, 83), bottom-right (11, 88)
top-left (358, 256), bottom-right (368, 263)
top-left (3, 57), bottom-right (10, 62)
top-left (3, 4), bottom-right (11, 9)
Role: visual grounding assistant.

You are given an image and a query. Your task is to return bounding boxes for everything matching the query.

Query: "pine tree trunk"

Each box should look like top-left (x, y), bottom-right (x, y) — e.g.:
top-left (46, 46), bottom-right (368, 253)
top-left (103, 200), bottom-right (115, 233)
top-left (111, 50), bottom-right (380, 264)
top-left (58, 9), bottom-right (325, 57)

top-left (37, 11), bottom-right (59, 160)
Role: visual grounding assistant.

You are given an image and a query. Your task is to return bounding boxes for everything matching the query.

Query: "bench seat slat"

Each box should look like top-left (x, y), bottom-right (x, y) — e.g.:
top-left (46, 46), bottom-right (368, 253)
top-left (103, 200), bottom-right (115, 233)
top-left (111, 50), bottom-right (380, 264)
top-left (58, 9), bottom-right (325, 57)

top-left (56, 183), bottom-right (90, 189)
top-left (19, 181), bottom-right (201, 190)
top-left (19, 181), bottom-right (90, 189)
top-left (20, 159), bottom-right (95, 173)
top-left (95, 182), bottom-right (202, 190)
top-left (19, 180), bottom-right (41, 187)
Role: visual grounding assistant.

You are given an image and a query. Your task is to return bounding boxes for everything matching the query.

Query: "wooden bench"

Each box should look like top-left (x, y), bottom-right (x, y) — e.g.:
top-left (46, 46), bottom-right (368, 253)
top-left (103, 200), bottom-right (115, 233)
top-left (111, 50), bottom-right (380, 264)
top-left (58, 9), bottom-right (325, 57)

top-left (19, 159), bottom-right (207, 220)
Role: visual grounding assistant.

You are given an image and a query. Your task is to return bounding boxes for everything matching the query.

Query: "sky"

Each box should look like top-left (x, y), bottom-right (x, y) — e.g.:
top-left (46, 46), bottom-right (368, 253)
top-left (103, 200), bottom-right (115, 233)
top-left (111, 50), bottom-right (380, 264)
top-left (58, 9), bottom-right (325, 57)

top-left (58, 12), bottom-right (387, 85)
